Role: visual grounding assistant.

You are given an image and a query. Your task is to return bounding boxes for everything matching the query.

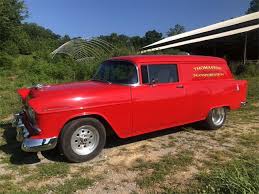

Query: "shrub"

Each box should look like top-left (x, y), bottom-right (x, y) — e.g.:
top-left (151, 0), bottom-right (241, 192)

top-left (234, 63), bottom-right (259, 76)
top-left (0, 53), bottom-right (14, 70)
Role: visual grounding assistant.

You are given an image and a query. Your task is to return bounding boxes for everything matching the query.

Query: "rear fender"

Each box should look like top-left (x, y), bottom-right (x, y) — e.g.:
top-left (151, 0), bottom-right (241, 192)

top-left (206, 105), bottom-right (230, 117)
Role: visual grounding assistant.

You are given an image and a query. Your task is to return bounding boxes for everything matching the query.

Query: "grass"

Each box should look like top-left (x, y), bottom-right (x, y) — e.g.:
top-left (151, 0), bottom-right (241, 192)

top-left (133, 150), bottom-right (194, 188)
top-left (36, 176), bottom-right (94, 194)
top-left (0, 181), bottom-right (22, 194)
top-left (0, 176), bottom-right (94, 194)
top-left (195, 154), bottom-right (259, 194)
top-left (239, 132), bottom-right (259, 147)
top-left (207, 150), bottom-right (230, 162)
top-left (25, 162), bottom-right (69, 181)
top-left (161, 154), bottom-right (259, 194)
top-left (0, 174), bottom-right (12, 181)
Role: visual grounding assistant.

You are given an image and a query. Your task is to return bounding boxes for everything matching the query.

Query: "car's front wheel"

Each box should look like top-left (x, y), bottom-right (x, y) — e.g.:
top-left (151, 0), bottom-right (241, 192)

top-left (203, 107), bottom-right (226, 130)
top-left (60, 117), bottom-right (106, 163)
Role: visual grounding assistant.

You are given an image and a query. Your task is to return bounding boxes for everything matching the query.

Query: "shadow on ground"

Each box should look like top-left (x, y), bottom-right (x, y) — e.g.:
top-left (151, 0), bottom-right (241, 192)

top-left (0, 121), bottom-right (203, 165)
top-left (0, 122), bottom-right (40, 165)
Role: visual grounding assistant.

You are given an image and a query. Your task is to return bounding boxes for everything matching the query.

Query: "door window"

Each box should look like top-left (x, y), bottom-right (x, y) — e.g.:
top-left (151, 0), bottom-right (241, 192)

top-left (141, 64), bottom-right (179, 84)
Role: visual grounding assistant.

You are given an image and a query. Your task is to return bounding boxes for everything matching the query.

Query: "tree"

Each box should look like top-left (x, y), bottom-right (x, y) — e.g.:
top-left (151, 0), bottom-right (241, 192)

top-left (23, 23), bottom-right (60, 40)
top-left (100, 33), bottom-right (129, 47)
top-left (62, 35), bottom-right (71, 43)
top-left (166, 24), bottom-right (186, 37)
top-left (0, 0), bottom-right (28, 43)
top-left (246, 0), bottom-right (259, 14)
top-left (130, 36), bottom-right (144, 49)
top-left (143, 30), bottom-right (163, 46)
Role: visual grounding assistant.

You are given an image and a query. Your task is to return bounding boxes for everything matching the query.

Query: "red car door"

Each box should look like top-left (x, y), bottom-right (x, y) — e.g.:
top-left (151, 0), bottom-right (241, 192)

top-left (131, 64), bottom-right (186, 135)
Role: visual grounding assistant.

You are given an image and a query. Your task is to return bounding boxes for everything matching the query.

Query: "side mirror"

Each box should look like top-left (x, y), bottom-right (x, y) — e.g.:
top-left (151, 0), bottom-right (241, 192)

top-left (150, 78), bottom-right (158, 85)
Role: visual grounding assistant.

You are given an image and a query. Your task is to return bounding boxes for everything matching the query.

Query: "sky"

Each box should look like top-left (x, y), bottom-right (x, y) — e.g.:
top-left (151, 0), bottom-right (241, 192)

top-left (24, 0), bottom-right (250, 38)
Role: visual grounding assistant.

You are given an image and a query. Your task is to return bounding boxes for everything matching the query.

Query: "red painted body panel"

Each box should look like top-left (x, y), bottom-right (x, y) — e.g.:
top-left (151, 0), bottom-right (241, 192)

top-left (17, 55), bottom-right (247, 140)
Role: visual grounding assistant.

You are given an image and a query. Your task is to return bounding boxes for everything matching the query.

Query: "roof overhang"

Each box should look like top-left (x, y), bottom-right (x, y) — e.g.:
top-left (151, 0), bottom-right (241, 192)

top-left (141, 11), bottom-right (259, 53)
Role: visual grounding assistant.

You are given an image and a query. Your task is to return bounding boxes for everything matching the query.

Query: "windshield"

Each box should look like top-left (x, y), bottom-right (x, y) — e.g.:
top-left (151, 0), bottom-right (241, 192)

top-left (93, 60), bottom-right (138, 84)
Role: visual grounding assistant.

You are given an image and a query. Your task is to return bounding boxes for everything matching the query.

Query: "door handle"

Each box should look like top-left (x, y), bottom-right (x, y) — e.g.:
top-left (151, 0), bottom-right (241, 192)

top-left (176, 85), bottom-right (184, 88)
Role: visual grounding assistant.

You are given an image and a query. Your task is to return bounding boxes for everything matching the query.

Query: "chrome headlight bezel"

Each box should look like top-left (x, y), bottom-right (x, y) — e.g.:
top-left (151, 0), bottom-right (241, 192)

top-left (27, 106), bottom-right (36, 124)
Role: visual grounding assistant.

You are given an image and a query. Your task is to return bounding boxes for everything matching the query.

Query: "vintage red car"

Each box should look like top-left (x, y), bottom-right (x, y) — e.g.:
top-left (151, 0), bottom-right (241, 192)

top-left (13, 55), bottom-right (247, 162)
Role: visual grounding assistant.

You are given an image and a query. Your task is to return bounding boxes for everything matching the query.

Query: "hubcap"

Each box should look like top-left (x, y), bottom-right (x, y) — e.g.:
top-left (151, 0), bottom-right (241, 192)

top-left (71, 125), bottom-right (100, 155)
top-left (211, 108), bottom-right (225, 126)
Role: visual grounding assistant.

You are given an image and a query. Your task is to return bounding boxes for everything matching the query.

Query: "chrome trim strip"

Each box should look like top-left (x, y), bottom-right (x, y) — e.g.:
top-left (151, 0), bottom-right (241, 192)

top-left (12, 112), bottom-right (24, 127)
top-left (22, 137), bottom-right (58, 152)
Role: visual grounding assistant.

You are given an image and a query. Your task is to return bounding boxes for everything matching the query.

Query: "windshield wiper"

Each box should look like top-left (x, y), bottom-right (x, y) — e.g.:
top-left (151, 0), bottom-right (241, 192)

top-left (91, 78), bottom-right (112, 84)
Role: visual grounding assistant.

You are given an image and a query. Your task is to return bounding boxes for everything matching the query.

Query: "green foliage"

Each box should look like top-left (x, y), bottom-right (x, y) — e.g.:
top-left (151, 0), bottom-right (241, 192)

top-left (0, 0), bottom-right (28, 43)
top-left (246, 0), bottom-right (259, 14)
top-left (1, 40), bottom-right (20, 55)
top-left (131, 36), bottom-right (144, 50)
top-left (0, 53), bottom-right (14, 69)
top-left (23, 23), bottom-right (60, 40)
top-left (242, 63), bottom-right (259, 76)
top-left (246, 76), bottom-right (259, 103)
top-left (143, 30), bottom-right (163, 46)
top-left (230, 62), bottom-right (259, 77)
top-left (166, 24), bottom-right (186, 37)
top-left (0, 0), bottom-right (68, 57)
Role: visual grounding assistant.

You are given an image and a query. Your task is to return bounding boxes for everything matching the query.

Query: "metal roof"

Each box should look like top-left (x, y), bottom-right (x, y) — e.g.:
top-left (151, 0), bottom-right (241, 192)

top-left (141, 12), bottom-right (259, 53)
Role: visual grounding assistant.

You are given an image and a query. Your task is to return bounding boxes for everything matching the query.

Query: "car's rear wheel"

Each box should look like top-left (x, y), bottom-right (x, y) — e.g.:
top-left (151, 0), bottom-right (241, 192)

top-left (204, 107), bottom-right (226, 130)
top-left (60, 117), bottom-right (106, 163)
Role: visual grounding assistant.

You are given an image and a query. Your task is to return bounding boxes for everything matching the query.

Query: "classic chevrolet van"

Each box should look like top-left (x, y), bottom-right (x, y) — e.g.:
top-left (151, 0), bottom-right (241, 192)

top-left (13, 55), bottom-right (247, 162)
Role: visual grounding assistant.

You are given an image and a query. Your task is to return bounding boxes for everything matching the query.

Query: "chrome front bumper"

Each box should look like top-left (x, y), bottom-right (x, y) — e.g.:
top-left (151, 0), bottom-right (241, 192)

top-left (13, 112), bottom-right (57, 152)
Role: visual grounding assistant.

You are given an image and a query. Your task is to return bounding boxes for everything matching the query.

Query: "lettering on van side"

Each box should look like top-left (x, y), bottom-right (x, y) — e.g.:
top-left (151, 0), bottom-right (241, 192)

top-left (192, 65), bottom-right (224, 78)
top-left (193, 66), bottom-right (222, 71)
top-left (193, 73), bottom-right (225, 78)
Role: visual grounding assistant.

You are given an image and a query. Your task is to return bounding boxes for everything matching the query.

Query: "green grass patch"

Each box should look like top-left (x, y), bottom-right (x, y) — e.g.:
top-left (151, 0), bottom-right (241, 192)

top-left (133, 150), bottom-right (194, 188)
top-left (0, 174), bottom-right (12, 181)
top-left (195, 155), bottom-right (259, 194)
top-left (0, 180), bottom-right (23, 194)
top-left (43, 176), bottom-right (93, 194)
top-left (0, 176), bottom-right (93, 194)
top-left (239, 132), bottom-right (259, 147)
top-left (207, 150), bottom-right (230, 162)
top-left (25, 162), bottom-right (69, 181)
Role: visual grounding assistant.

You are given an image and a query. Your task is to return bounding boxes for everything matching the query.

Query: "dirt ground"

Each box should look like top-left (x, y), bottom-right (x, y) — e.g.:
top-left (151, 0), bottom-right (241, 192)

top-left (0, 105), bottom-right (258, 194)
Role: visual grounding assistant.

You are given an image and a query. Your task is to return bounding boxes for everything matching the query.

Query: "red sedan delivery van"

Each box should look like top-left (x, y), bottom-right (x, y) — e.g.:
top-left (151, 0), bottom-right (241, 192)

top-left (13, 55), bottom-right (247, 162)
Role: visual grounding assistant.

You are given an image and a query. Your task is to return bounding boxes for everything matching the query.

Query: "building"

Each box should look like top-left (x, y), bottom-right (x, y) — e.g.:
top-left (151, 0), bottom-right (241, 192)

top-left (141, 12), bottom-right (259, 64)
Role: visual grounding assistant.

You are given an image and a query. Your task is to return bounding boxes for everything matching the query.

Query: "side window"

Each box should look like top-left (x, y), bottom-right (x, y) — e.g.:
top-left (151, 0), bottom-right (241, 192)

top-left (148, 64), bottom-right (179, 83)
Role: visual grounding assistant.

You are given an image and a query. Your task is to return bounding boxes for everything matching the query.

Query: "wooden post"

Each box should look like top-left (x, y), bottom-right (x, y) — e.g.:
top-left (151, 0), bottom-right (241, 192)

top-left (243, 32), bottom-right (247, 65)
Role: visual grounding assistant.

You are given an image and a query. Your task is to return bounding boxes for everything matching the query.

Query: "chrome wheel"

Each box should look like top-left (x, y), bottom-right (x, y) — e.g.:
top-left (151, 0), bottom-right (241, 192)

top-left (71, 125), bottom-right (100, 155)
top-left (211, 108), bottom-right (225, 126)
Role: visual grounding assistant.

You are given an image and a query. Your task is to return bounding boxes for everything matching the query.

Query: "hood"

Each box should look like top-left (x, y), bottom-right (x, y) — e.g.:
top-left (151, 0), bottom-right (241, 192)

top-left (17, 81), bottom-right (130, 114)
top-left (29, 81), bottom-right (111, 98)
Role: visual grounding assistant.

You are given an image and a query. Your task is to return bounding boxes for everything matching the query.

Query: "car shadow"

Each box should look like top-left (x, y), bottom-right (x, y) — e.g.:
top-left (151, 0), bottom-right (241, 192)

top-left (0, 121), bottom-right (201, 165)
top-left (105, 126), bottom-right (184, 149)
top-left (0, 122), bottom-right (41, 165)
